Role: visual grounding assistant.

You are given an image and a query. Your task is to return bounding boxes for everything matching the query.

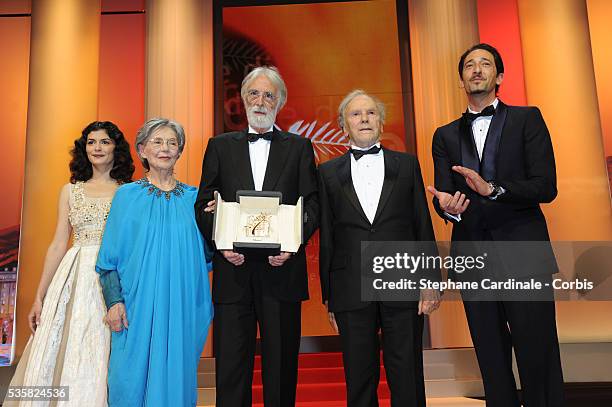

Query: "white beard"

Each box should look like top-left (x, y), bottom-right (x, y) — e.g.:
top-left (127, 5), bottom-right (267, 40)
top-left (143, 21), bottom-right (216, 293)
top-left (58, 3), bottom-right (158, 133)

top-left (246, 106), bottom-right (277, 130)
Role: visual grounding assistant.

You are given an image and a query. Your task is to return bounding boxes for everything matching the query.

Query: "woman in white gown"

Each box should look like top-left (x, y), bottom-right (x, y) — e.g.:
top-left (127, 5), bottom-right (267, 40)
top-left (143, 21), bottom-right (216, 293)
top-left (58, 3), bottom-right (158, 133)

top-left (4, 121), bottom-right (134, 406)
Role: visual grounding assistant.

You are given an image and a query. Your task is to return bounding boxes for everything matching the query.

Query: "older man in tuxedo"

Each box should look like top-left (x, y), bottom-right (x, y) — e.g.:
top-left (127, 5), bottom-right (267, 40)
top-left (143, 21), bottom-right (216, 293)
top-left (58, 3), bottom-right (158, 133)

top-left (195, 66), bottom-right (319, 407)
top-left (318, 89), bottom-right (440, 407)
top-left (428, 43), bottom-right (564, 406)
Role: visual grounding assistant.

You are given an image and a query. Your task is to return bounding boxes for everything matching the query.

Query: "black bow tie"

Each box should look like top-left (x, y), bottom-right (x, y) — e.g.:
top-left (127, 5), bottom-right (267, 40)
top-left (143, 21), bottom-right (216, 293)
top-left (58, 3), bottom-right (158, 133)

top-left (463, 105), bottom-right (496, 122)
top-left (247, 131), bottom-right (274, 142)
top-left (350, 145), bottom-right (381, 160)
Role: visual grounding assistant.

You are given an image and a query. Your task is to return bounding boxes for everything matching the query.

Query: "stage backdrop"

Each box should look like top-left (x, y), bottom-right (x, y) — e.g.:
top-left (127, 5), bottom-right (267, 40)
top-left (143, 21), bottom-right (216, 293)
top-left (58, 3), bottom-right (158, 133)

top-left (4, 0), bottom-right (612, 361)
top-left (587, 0), bottom-right (612, 195)
top-left (222, 0), bottom-right (408, 337)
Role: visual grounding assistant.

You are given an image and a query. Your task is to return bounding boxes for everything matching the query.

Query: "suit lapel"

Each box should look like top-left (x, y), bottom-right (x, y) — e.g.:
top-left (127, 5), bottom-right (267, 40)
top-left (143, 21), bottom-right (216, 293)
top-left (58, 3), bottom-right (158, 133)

top-left (335, 153), bottom-right (370, 225)
top-left (262, 129), bottom-right (290, 192)
top-left (480, 101), bottom-right (508, 180)
top-left (459, 115), bottom-right (480, 173)
top-left (231, 130), bottom-right (256, 191)
top-left (372, 149), bottom-right (399, 225)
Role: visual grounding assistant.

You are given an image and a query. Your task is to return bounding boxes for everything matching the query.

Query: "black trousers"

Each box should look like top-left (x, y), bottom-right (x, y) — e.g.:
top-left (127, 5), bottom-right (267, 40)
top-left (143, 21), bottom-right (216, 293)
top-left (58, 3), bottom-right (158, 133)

top-left (463, 299), bottom-right (565, 407)
top-left (334, 302), bottom-right (425, 407)
top-left (214, 281), bottom-right (302, 407)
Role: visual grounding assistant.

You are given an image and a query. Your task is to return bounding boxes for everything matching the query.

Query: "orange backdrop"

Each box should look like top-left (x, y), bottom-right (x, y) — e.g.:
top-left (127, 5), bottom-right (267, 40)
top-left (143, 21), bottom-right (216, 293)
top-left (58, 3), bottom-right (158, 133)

top-left (476, 0), bottom-right (527, 106)
top-left (98, 11), bottom-right (145, 179)
top-left (0, 16), bottom-right (29, 235)
top-left (587, 0), bottom-right (612, 193)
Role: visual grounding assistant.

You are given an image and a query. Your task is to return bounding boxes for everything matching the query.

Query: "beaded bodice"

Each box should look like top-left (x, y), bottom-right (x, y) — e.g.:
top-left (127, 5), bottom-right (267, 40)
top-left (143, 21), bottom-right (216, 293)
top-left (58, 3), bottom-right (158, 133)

top-left (69, 182), bottom-right (113, 246)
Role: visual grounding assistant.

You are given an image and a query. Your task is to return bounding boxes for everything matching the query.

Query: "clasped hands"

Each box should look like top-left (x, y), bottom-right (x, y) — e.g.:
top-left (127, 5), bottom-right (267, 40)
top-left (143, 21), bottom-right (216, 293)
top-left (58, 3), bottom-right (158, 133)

top-left (104, 303), bottom-right (128, 332)
top-left (221, 250), bottom-right (292, 267)
top-left (426, 165), bottom-right (493, 214)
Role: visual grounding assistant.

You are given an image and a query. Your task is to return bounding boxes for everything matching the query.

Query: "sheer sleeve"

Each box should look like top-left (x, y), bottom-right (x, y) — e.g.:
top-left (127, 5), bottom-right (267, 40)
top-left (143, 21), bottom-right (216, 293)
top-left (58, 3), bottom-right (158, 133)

top-left (98, 269), bottom-right (124, 308)
top-left (96, 187), bottom-right (127, 309)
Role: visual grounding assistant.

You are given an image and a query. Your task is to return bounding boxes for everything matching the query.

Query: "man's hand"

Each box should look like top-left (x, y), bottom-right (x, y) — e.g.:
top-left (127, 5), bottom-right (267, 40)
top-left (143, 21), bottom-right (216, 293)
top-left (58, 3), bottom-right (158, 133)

top-left (204, 191), bottom-right (218, 213)
top-left (106, 303), bottom-right (129, 332)
top-left (204, 200), bottom-right (216, 213)
top-left (222, 250), bottom-right (245, 266)
top-left (324, 301), bottom-right (339, 333)
top-left (452, 166), bottom-right (493, 197)
top-left (418, 289), bottom-right (441, 315)
top-left (427, 186), bottom-right (470, 215)
top-left (268, 252), bottom-right (292, 267)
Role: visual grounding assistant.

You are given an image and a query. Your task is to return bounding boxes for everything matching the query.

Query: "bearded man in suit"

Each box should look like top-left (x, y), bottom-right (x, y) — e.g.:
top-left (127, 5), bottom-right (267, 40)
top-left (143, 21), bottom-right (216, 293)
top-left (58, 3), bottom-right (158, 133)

top-left (428, 43), bottom-right (564, 407)
top-left (318, 89), bottom-right (440, 407)
top-left (195, 66), bottom-right (319, 407)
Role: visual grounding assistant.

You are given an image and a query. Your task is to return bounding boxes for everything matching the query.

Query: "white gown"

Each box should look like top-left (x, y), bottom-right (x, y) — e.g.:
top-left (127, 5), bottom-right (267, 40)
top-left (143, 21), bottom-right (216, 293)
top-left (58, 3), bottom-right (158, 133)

top-left (5, 182), bottom-right (112, 407)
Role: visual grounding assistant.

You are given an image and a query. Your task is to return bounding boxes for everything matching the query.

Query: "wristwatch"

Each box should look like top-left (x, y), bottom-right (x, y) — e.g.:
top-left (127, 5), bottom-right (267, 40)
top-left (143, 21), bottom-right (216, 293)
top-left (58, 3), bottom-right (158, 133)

top-left (487, 181), bottom-right (504, 200)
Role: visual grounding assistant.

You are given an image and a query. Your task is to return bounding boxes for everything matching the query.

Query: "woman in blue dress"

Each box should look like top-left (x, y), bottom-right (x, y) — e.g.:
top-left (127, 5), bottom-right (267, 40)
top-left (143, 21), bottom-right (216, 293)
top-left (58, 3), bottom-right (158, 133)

top-left (96, 118), bottom-right (213, 406)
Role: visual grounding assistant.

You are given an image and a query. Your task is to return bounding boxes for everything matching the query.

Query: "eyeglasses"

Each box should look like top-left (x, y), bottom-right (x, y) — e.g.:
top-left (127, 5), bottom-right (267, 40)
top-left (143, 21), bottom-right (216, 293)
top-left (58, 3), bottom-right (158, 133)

top-left (246, 89), bottom-right (277, 104)
top-left (147, 137), bottom-right (179, 150)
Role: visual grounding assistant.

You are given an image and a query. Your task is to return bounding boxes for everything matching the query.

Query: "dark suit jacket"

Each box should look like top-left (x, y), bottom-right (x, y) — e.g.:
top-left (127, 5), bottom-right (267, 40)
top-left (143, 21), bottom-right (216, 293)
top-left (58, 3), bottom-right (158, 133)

top-left (432, 101), bottom-right (558, 277)
top-left (195, 129), bottom-right (319, 303)
top-left (318, 149), bottom-right (437, 313)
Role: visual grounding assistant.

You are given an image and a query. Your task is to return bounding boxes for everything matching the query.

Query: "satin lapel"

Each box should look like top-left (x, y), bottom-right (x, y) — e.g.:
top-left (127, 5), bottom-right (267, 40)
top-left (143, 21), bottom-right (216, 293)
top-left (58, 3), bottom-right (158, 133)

top-left (459, 116), bottom-right (480, 172)
top-left (232, 131), bottom-right (256, 191)
top-left (372, 149), bottom-right (399, 225)
top-left (261, 130), bottom-right (290, 192)
top-left (336, 153), bottom-right (370, 225)
top-left (480, 102), bottom-right (508, 181)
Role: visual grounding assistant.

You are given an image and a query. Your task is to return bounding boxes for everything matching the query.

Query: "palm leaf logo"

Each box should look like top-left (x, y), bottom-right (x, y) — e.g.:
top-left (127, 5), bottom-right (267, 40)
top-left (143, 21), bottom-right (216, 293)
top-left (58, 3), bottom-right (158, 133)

top-left (288, 120), bottom-right (350, 163)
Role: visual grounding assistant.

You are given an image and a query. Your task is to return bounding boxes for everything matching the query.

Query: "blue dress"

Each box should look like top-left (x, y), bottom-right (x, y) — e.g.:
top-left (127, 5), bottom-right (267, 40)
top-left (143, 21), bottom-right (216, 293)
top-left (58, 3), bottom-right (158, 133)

top-left (96, 178), bottom-right (213, 407)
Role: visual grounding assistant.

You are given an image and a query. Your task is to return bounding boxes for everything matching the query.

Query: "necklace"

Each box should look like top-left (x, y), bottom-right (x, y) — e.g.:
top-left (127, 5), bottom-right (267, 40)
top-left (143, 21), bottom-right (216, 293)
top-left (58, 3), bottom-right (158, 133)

top-left (136, 177), bottom-right (185, 200)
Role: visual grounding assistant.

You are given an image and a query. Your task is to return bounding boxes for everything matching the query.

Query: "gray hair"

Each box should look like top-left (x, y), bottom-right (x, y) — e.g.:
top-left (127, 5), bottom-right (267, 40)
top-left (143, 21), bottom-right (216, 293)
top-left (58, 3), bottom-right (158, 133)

top-left (241, 66), bottom-right (288, 110)
top-left (337, 89), bottom-right (386, 130)
top-left (135, 118), bottom-right (186, 170)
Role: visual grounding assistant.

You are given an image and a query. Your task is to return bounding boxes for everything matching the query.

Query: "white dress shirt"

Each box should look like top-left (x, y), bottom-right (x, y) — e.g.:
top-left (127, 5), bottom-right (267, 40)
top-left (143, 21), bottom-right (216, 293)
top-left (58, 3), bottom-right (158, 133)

top-left (469, 98), bottom-right (499, 160)
top-left (350, 143), bottom-right (384, 224)
top-left (248, 125), bottom-right (273, 191)
top-left (445, 98), bottom-right (500, 222)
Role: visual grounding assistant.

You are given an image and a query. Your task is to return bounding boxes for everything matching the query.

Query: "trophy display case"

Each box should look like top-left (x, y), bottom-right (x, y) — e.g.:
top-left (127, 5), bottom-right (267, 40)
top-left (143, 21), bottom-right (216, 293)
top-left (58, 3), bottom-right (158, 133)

top-left (212, 190), bottom-right (303, 256)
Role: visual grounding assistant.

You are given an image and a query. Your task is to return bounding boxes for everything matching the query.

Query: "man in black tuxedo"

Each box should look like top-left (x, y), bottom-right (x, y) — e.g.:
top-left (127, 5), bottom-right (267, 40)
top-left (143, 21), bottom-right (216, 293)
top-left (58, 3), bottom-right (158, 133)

top-left (194, 66), bottom-right (318, 407)
top-left (428, 43), bottom-right (564, 406)
top-left (318, 90), bottom-right (440, 407)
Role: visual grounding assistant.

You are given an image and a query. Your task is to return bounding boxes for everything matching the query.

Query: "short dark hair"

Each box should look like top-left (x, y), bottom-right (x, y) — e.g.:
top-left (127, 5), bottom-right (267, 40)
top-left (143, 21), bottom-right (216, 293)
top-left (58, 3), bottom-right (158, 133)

top-left (458, 43), bottom-right (504, 92)
top-left (69, 121), bottom-right (135, 184)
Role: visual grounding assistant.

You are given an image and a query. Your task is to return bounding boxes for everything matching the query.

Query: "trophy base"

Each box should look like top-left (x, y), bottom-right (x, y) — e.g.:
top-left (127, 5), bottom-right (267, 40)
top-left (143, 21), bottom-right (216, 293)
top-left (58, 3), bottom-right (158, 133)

top-left (233, 242), bottom-right (281, 258)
